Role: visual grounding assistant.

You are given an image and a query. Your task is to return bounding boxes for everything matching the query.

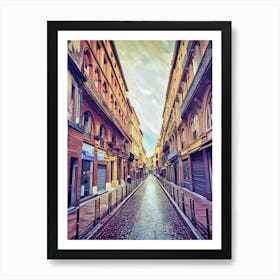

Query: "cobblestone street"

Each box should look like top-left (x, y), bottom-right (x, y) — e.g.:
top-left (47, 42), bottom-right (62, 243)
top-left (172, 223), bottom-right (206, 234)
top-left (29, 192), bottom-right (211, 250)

top-left (90, 175), bottom-right (197, 240)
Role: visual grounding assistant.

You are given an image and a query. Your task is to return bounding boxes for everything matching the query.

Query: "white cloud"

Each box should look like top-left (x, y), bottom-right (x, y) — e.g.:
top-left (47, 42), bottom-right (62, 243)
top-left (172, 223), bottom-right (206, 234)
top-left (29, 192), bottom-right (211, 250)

top-left (115, 40), bottom-right (175, 156)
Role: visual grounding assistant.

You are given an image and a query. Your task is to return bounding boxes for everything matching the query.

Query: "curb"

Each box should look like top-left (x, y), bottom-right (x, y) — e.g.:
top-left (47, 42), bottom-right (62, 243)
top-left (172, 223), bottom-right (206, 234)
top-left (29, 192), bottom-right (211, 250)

top-left (82, 180), bottom-right (145, 240)
top-left (156, 177), bottom-right (204, 240)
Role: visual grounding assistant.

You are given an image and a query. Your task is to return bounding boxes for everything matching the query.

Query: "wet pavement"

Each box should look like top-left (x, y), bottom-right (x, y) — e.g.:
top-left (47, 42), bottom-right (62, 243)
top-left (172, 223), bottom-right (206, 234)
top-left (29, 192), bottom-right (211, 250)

top-left (90, 175), bottom-right (197, 240)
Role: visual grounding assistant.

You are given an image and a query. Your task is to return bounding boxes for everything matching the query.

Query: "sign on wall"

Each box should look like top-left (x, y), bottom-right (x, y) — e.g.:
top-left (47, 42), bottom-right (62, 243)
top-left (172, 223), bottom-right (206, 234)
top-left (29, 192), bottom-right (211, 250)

top-left (82, 143), bottom-right (94, 161)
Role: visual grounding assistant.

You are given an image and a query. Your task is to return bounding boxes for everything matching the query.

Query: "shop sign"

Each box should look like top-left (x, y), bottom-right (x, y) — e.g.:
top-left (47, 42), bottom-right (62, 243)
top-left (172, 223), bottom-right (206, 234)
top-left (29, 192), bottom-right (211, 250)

top-left (97, 153), bottom-right (105, 161)
top-left (82, 143), bottom-right (94, 161)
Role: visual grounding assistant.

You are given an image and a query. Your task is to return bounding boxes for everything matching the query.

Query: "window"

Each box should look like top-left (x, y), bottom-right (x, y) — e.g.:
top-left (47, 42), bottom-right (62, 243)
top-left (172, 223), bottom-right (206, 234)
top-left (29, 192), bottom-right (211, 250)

top-left (68, 83), bottom-right (75, 120)
top-left (190, 114), bottom-right (199, 141)
top-left (83, 112), bottom-right (92, 140)
top-left (95, 68), bottom-right (101, 93)
top-left (83, 49), bottom-right (91, 78)
top-left (96, 43), bottom-right (101, 61)
top-left (181, 128), bottom-right (186, 149)
top-left (103, 58), bottom-right (107, 73)
top-left (206, 94), bottom-right (212, 130)
top-left (83, 112), bottom-right (92, 131)
top-left (192, 42), bottom-right (201, 75)
top-left (84, 63), bottom-right (89, 76)
top-left (71, 84), bottom-right (75, 99)
top-left (112, 134), bottom-right (116, 146)
top-left (75, 90), bottom-right (81, 124)
top-left (99, 125), bottom-right (106, 148)
top-left (102, 82), bottom-right (108, 97)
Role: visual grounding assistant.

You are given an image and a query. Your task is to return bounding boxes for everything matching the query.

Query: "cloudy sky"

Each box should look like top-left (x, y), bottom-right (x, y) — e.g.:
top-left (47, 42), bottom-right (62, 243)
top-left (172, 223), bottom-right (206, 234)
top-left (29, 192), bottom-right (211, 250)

top-left (115, 40), bottom-right (175, 157)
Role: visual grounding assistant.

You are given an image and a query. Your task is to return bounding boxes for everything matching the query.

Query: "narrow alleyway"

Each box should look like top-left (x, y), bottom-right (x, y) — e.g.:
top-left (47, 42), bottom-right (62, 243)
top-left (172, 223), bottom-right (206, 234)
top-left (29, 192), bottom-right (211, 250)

top-left (90, 175), bottom-right (197, 240)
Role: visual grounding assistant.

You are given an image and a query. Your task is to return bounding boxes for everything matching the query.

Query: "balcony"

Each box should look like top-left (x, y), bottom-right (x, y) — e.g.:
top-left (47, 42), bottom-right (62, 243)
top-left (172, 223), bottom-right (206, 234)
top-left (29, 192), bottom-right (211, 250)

top-left (128, 153), bottom-right (135, 162)
top-left (83, 79), bottom-right (130, 141)
top-left (180, 42), bottom-right (212, 118)
top-left (84, 80), bottom-right (112, 119)
top-left (163, 141), bottom-right (169, 153)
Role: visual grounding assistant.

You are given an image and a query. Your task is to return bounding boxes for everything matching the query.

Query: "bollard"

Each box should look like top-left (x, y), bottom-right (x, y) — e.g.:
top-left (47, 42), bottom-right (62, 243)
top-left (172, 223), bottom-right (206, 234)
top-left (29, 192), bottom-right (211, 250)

top-left (108, 192), bottom-right (112, 214)
top-left (94, 199), bottom-right (100, 226)
top-left (206, 208), bottom-right (211, 239)
top-left (177, 189), bottom-right (179, 206)
top-left (75, 208), bottom-right (80, 239)
top-left (181, 193), bottom-right (185, 214)
top-left (189, 198), bottom-right (192, 219)
top-left (121, 187), bottom-right (123, 201)
top-left (116, 189), bottom-right (118, 206)
top-left (190, 199), bottom-right (196, 225)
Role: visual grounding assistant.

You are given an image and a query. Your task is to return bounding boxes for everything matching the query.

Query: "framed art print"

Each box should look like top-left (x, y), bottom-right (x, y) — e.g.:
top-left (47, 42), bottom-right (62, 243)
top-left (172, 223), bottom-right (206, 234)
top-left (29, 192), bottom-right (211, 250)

top-left (47, 21), bottom-right (231, 259)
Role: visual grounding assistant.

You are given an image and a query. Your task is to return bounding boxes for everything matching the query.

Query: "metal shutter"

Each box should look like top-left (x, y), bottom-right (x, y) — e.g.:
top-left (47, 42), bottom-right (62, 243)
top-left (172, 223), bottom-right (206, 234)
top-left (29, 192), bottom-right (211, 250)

top-left (97, 165), bottom-right (106, 192)
top-left (191, 152), bottom-right (207, 197)
top-left (183, 159), bottom-right (192, 190)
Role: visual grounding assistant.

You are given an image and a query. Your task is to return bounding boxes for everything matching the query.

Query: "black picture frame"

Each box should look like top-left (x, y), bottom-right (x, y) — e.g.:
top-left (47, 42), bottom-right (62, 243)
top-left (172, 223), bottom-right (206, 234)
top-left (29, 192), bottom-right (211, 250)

top-left (47, 21), bottom-right (231, 259)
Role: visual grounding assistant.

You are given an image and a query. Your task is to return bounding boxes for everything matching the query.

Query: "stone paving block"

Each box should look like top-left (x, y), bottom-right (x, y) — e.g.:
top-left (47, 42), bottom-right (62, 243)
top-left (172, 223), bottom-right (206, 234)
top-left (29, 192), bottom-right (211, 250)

top-left (91, 175), bottom-right (197, 240)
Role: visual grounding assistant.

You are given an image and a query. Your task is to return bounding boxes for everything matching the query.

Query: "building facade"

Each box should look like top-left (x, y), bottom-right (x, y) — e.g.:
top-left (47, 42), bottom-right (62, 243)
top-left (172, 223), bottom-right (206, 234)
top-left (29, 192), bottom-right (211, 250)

top-left (67, 40), bottom-right (144, 208)
top-left (158, 40), bottom-right (212, 200)
top-left (128, 105), bottom-right (147, 180)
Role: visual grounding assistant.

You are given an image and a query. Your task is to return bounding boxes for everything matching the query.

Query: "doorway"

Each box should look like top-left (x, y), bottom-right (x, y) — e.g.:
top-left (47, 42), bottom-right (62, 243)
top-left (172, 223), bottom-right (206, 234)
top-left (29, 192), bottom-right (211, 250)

top-left (68, 158), bottom-right (78, 208)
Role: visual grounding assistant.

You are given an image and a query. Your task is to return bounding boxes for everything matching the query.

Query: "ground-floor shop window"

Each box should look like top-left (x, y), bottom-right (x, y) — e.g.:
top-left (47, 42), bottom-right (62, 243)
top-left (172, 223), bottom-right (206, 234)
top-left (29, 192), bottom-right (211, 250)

top-left (80, 160), bottom-right (92, 198)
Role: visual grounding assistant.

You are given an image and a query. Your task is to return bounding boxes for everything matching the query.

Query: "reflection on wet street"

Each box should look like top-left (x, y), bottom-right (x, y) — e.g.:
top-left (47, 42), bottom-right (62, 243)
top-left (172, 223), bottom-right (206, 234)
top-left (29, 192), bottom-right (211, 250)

top-left (91, 175), bottom-right (197, 240)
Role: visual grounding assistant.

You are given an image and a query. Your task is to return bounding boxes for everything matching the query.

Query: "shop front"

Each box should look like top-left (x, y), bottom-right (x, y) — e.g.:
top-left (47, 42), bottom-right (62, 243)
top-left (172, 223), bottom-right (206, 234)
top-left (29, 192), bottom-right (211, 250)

top-left (80, 142), bottom-right (94, 200)
top-left (167, 148), bottom-right (178, 184)
top-left (190, 145), bottom-right (212, 200)
top-left (182, 157), bottom-right (192, 191)
top-left (97, 151), bottom-right (107, 193)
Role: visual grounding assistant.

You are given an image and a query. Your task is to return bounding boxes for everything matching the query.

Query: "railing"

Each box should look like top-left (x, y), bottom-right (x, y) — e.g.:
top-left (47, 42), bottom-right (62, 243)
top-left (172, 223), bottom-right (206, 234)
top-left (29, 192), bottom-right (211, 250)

top-left (68, 178), bottom-right (144, 239)
top-left (83, 79), bottom-right (131, 142)
top-left (156, 176), bottom-right (212, 239)
top-left (84, 80), bottom-right (113, 119)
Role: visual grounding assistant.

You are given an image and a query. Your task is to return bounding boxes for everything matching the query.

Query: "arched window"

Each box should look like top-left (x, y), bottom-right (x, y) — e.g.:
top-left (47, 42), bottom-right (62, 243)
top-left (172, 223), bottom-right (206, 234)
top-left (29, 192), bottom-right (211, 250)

top-left (181, 128), bottom-right (186, 149)
top-left (206, 94), bottom-right (212, 130)
top-left (190, 114), bottom-right (200, 141)
top-left (83, 111), bottom-right (92, 140)
top-left (99, 125), bottom-right (106, 148)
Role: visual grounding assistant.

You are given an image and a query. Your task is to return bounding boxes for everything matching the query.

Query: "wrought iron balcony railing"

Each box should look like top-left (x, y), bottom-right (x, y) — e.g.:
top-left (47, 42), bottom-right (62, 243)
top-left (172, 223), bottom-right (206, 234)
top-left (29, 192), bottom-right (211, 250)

top-left (83, 79), bottom-right (130, 141)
